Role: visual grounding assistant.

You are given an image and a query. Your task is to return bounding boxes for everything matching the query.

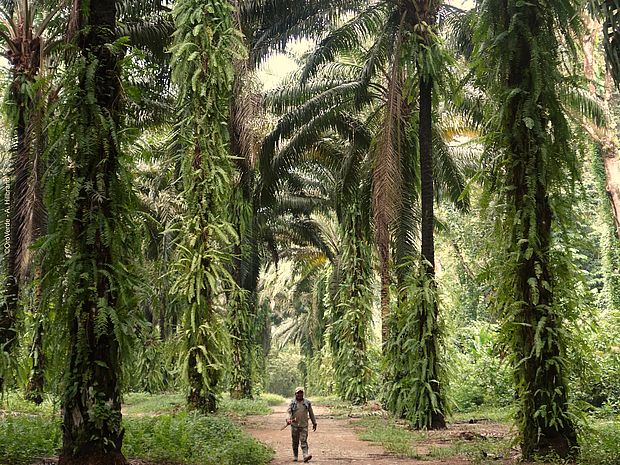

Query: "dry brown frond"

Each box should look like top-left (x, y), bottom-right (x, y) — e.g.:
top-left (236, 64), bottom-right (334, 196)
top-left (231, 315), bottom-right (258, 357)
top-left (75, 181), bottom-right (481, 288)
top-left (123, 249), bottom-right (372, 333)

top-left (372, 30), bottom-right (405, 257)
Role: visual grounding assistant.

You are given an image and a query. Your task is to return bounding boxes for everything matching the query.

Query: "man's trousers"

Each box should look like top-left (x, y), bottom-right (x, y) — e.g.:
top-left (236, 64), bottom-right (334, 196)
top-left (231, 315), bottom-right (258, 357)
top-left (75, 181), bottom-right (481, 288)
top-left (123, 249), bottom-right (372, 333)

top-left (291, 425), bottom-right (309, 458)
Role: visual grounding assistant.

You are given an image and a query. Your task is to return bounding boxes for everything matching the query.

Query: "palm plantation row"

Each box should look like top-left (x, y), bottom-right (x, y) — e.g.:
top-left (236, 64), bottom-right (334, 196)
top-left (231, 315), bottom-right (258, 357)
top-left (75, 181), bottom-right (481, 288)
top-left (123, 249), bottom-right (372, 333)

top-left (0, 0), bottom-right (618, 464)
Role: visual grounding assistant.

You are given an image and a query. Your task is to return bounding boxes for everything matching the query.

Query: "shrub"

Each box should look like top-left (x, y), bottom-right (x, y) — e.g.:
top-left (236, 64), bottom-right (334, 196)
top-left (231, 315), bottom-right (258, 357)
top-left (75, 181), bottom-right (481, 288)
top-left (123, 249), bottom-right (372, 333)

top-left (220, 396), bottom-right (272, 416)
top-left (123, 412), bottom-right (273, 465)
top-left (260, 392), bottom-right (286, 406)
top-left (0, 415), bottom-right (61, 464)
top-left (448, 322), bottom-right (513, 411)
top-left (266, 345), bottom-right (303, 397)
top-left (578, 419), bottom-right (620, 465)
top-left (0, 394), bottom-right (273, 465)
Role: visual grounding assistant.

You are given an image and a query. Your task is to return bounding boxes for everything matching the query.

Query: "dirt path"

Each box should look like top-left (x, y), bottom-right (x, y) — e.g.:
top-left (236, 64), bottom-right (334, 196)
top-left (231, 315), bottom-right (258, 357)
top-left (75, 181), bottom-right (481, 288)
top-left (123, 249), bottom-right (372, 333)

top-left (243, 402), bottom-right (491, 465)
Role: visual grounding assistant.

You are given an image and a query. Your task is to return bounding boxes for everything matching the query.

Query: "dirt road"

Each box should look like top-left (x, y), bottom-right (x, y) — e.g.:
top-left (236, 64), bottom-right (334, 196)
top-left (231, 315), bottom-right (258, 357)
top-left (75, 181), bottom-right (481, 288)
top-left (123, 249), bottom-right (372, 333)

top-left (243, 402), bottom-right (480, 465)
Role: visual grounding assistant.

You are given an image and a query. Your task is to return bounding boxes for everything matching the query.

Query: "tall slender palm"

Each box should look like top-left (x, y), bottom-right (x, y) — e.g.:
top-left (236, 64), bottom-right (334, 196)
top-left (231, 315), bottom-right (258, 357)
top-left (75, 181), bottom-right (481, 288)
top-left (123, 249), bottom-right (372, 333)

top-left (473, 0), bottom-right (581, 457)
top-left (400, 0), bottom-right (448, 430)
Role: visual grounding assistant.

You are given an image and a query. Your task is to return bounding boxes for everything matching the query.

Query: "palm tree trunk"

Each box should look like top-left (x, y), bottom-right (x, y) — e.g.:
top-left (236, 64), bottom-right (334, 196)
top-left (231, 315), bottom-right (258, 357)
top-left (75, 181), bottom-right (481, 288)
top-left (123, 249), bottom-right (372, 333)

top-left (582, 15), bottom-right (620, 239)
top-left (419, 77), bottom-right (434, 274)
top-left (228, 44), bottom-right (262, 398)
top-left (500, 4), bottom-right (577, 457)
top-left (379, 250), bottom-right (390, 348)
top-left (418, 75), bottom-right (446, 429)
top-left (0, 178), bottom-right (19, 390)
top-left (25, 265), bottom-right (46, 405)
top-left (0, 91), bottom-right (29, 390)
top-left (25, 313), bottom-right (44, 404)
top-left (58, 1), bottom-right (128, 463)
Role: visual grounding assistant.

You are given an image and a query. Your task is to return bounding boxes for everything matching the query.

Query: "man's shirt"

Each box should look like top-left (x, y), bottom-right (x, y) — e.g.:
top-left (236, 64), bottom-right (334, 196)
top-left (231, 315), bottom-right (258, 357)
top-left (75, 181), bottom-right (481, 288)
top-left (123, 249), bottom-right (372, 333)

top-left (288, 398), bottom-right (317, 428)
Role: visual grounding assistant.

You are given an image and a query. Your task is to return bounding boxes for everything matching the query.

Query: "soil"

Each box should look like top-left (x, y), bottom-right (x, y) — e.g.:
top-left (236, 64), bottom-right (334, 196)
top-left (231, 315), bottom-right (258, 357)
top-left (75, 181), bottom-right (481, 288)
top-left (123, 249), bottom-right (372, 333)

top-left (243, 401), bottom-right (522, 465)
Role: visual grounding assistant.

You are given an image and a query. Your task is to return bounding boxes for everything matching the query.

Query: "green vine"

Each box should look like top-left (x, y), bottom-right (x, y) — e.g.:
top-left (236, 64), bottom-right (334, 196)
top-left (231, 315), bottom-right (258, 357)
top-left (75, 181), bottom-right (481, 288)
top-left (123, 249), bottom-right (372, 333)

top-left (383, 259), bottom-right (448, 429)
top-left (169, 0), bottom-right (244, 413)
top-left (44, 31), bottom-right (137, 462)
top-left (473, 0), bottom-right (581, 457)
top-left (330, 207), bottom-right (375, 404)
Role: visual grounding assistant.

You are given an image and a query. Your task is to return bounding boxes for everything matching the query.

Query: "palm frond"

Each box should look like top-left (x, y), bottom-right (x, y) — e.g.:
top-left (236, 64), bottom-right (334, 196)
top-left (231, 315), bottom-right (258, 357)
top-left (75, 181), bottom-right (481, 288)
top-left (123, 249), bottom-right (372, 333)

top-left (372, 43), bottom-right (404, 263)
top-left (560, 83), bottom-right (608, 128)
top-left (248, 0), bottom-right (363, 65)
top-left (300, 1), bottom-right (392, 83)
top-left (443, 8), bottom-right (477, 59)
top-left (432, 129), bottom-right (469, 210)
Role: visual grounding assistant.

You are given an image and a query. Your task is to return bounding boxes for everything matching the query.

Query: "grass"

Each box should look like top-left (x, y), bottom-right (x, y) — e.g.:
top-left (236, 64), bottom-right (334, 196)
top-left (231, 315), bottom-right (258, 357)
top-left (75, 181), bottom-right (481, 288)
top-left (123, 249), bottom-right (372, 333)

top-left (356, 416), bottom-right (514, 462)
top-left (578, 418), bottom-right (620, 465)
top-left (122, 391), bottom-right (285, 418)
top-left (0, 391), bottom-right (57, 416)
top-left (451, 405), bottom-right (515, 423)
top-left (122, 391), bottom-right (185, 416)
top-left (355, 407), bottom-right (620, 465)
top-left (260, 392), bottom-right (287, 406)
top-left (311, 395), bottom-right (382, 418)
top-left (0, 391), bottom-right (276, 465)
top-left (5, 391), bottom-right (616, 465)
top-left (124, 412), bottom-right (274, 465)
top-left (356, 417), bottom-right (422, 457)
top-left (0, 414), bottom-right (61, 464)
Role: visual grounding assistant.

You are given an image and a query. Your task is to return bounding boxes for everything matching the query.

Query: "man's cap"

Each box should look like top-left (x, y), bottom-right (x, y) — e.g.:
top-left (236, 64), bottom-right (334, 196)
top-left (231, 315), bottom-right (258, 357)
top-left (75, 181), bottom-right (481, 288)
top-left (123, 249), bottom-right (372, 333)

top-left (295, 386), bottom-right (304, 393)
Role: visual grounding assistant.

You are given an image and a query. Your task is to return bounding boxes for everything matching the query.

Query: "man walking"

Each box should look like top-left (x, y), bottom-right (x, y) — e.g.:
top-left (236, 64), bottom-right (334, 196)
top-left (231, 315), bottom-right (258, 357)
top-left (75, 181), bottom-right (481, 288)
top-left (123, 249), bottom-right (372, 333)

top-left (286, 386), bottom-right (317, 462)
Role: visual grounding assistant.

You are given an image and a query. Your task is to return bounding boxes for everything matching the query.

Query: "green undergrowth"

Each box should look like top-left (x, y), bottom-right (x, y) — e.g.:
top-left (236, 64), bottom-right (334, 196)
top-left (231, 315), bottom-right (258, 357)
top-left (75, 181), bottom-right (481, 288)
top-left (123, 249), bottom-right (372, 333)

top-left (0, 415), bottom-right (61, 464)
top-left (259, 392), bottom-right (287, 406)
top-left (122, 391), bottom-right (185, 416)
top-left (355, 411), bottom-right (620, 465)
top-left (451, 405), bottom-right (514, 423)
top-left (357, 416), bottom-right (421, 456)
top-left (124, 412), bottom-right (273, 465)
top-left (122, 391), bottom-right (285, 417)
top-left (220, 396), bottom-right (274, 416)
top-left (578, 418), bottom-right (620, 465)
top-left (357, 416), bottom-right (511, 462)
top-left (0, 391), bottom-right (57, 416)
top-left (0, 391), bottom-right (275, 465)
top-left (312, 395), bottom-right (383, 418)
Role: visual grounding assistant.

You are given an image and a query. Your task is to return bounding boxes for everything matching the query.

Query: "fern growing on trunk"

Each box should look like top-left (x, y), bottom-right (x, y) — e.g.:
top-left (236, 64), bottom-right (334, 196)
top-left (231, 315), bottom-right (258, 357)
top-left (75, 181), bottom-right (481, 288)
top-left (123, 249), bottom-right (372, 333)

top-left (43, 0), bottom-right (135, 463)
top-left (473, 0), bottom-right (581, 457)
top-left (169, 0), bottom-right (243, 412)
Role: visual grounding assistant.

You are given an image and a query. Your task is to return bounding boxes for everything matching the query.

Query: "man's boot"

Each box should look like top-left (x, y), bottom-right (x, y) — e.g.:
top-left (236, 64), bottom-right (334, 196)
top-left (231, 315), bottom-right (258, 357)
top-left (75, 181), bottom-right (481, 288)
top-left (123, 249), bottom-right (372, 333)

top-left (303, 454), bottom-right (312, 462)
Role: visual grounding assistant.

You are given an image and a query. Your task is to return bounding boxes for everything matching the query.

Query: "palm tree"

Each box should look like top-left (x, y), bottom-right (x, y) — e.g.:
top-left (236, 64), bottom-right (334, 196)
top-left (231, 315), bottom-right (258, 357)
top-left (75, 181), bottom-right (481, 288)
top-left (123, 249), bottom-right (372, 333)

top-left (596, 0), bottom-right (620, 87)
top-left (169, 0), bottom-right (243, 412)
top-left (225, 0), bottom-right (365, 399)
top-left (40, 0), bottom-right (134, 462)
top-left (473, 0), bottom-right (581, 457)
top-left (262, 22), bottom-right (470, 408)
top-left (0, 0), bottom-right (65, 393)
top-left (263, 0), bottom-right (468, 424)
